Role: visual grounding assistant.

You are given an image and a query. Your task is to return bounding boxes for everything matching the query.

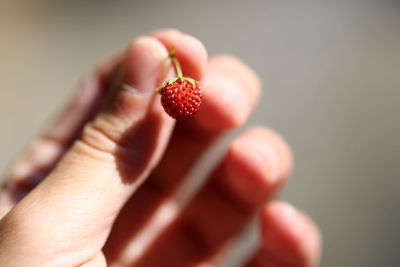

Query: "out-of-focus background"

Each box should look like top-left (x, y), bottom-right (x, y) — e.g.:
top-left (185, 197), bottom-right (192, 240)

top-left (1, 1), bottom-right (399, 266)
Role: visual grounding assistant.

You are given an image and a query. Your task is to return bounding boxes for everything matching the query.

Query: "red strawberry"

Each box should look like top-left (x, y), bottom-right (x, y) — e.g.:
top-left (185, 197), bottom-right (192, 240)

top-left (159, 79), bottom-right (202, 120)
top-left (157, 47), bottom-right (202, 120)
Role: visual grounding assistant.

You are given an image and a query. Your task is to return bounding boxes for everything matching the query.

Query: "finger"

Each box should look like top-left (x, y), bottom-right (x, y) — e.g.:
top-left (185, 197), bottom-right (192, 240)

top-left (244, 202), bottom-right (322, 267)
top-left (0, 51), bottom-right (123, 217)
top-left (195, 55), bottom-right (261, 132)
top-left (152, 28), bottom-right (207, 80)
top-left (0, 35), bottom-right (205, 266)
top-left (133, 127), bottom-right (293, 266)
top-left (103, 54), bottom-right (261, 264)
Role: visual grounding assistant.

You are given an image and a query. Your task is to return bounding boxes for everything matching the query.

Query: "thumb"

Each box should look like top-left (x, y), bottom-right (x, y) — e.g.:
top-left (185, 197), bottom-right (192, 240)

top-left (0, 36), bottom-right (178, 266)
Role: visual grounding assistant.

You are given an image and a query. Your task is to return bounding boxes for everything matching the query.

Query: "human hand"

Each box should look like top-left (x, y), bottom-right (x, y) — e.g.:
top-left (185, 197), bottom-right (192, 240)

top-left (0, 29), bottom-right (321, 267)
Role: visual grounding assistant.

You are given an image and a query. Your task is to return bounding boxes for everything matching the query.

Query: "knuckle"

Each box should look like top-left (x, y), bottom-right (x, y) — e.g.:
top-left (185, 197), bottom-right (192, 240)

top-left (79, 115), bottom-right (122, 156)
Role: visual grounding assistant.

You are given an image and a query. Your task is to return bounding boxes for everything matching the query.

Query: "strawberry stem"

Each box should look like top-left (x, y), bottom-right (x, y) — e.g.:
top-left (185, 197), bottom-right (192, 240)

top-left (169, 46), bottom-right (183, 78)
top-left (156, 47), bottom-right (199, 95)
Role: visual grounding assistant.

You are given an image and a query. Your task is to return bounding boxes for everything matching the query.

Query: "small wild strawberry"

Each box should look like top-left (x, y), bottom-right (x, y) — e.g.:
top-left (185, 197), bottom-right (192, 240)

top-left (157, 47), bottom-right (202, 120)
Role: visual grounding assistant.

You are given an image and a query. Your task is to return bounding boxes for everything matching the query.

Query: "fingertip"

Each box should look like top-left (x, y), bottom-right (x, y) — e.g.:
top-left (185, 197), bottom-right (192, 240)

top-left (221, 126), bottom-right (292, 207)
top-left (224, 136), bottom-right (280, 206)
top-left (150, 28), bottom-right (182, 39)
top-left (195, 73), bottom-right (249, 131)
top-left (244, 126), bottom-right (294, 179)
top-left (261, 202), bottom-right (321, 267)
top-left (297, 210), bottom-right (323, 266)
top-left (123, 36), bottom-right (170, 92)
top-left (208, 55), bottom-right (262, 104)
top-left (261, 202), bottom-right (299, 237)
top-left (194, 55), bottom-right (261, 133)
top-left (151, 29), bottom-right (208, 81)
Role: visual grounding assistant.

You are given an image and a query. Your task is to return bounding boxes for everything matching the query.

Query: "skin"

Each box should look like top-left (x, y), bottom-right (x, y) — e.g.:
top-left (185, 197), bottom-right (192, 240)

top-left (0, 29), bottom-right (321, 267)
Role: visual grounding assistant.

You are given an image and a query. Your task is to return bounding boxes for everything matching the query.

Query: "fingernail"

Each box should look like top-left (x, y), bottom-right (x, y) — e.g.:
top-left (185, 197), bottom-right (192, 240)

top-left (122, 36), bottom-right (169, 94)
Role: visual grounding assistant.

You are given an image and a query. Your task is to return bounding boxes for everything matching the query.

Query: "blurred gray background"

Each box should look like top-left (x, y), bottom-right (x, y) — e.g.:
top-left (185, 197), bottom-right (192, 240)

top-left (1, 0), bottom-right (399, 266)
